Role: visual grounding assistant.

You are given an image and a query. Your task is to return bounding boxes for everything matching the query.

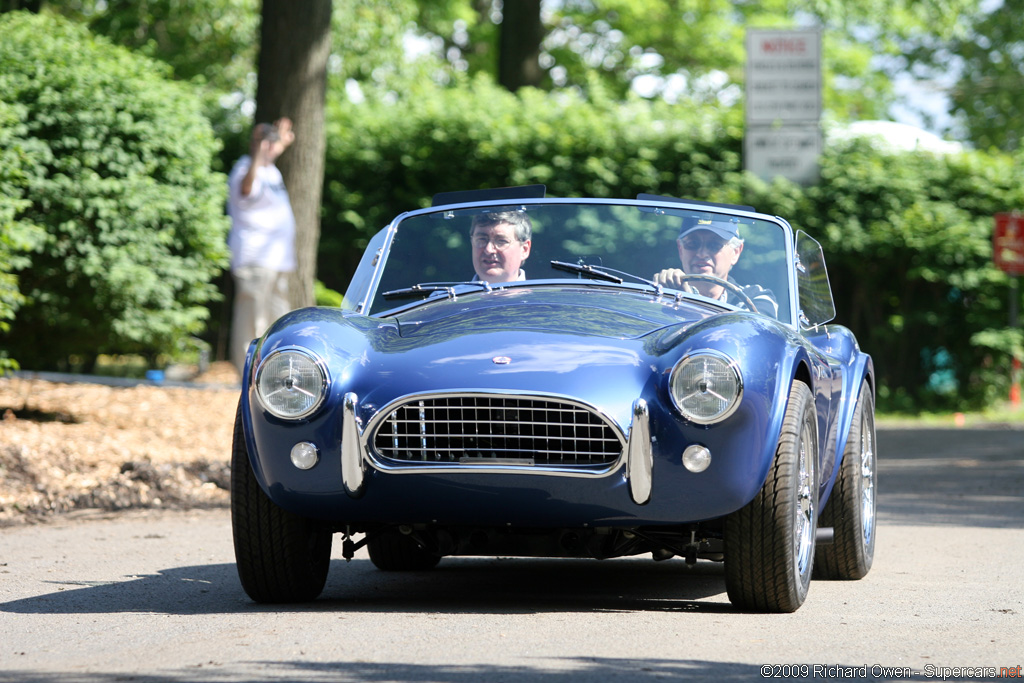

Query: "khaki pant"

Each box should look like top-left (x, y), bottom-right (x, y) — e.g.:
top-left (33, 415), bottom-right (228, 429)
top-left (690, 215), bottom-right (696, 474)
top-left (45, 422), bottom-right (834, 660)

top-left (231, 266), bottom-right (290, 374)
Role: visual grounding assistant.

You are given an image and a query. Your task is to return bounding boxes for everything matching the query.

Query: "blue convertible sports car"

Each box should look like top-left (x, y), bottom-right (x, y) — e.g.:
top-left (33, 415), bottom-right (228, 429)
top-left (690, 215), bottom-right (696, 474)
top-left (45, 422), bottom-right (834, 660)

top-left (231, 188), bottom-right (876, 612)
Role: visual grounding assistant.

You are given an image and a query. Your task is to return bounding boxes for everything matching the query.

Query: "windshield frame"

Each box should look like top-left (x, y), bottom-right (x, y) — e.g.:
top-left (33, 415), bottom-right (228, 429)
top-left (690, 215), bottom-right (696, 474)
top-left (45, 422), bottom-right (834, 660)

top-left (344, 197), bottom-right (800, 325)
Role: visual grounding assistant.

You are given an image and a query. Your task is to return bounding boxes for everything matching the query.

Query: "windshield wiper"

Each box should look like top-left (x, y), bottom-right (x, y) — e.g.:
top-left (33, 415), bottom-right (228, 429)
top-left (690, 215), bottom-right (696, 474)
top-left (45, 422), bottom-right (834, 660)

top-left (382, 281), bottom-right (492, 301)
top-left (550, 260), bottom-right (624, 284)
top-left (550, 260), bottom-right (664, 295)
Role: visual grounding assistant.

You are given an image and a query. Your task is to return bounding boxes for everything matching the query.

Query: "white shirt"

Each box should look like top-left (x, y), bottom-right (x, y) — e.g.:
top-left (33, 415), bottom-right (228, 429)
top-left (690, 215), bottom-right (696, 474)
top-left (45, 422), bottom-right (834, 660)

top-left (227, 155), bottom-right (296, 272)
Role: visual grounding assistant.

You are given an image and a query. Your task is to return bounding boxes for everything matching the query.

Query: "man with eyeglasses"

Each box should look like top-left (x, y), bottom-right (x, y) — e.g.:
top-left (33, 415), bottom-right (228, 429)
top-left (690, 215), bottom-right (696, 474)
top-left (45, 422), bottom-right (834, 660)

top-left (654, 215), bottom-right (778, 317)
top-left (470, 211), bottom-right (533, 284)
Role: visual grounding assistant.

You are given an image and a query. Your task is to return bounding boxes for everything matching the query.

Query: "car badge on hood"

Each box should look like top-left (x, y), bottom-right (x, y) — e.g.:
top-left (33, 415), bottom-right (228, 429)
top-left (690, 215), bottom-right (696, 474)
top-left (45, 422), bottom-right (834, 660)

top-left (492, 356), bottom-right (512, 365)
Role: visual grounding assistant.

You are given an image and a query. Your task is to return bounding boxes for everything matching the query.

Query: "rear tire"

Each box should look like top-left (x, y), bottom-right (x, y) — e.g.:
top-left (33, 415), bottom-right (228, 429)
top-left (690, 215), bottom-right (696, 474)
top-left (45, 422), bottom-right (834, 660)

top-left (367, 531), bottom-right (441, 571)
top-left (231, 401), bottom-right (332, 602)
top-left (724, 381), bottom-right (818, 612)
top-left (815, 378), bottom-right (876, 579)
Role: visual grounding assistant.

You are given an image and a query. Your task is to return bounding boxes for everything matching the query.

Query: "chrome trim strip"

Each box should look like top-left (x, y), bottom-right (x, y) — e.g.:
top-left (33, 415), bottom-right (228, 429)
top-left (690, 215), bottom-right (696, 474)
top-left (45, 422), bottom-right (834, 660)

top-left (355, 219), bottom-right (401, 315)
top-left (626, 398), bottom-right (652, 505)
top-left (341, 392), bottom-right (366, 497)
top-left (361, 389), bottom-right (627, 478)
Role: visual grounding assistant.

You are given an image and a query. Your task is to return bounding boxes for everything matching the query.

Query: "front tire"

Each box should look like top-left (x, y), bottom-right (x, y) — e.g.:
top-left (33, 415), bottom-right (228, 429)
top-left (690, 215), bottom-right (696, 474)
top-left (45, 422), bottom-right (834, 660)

top-left (815, 378), bottom-right (876, 579)
top-left (724, 381), bottom-right (818, 612)
top-left (231, 400), bottom-right (332, 602)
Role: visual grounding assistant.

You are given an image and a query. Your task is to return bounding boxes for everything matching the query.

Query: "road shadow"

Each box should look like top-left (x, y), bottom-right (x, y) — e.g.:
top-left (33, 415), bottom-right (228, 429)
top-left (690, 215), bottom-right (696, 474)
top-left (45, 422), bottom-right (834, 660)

top-left (0, 657), bottom-right (767, 683)
top-left (876, 426), bottom-right (1024, 529)
top-left (0, 555), bottom-right (732, 617)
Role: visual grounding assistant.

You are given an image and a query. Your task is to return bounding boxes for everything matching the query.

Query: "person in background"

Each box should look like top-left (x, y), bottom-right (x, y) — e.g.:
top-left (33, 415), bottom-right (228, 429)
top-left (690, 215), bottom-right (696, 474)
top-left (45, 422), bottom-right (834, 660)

top-left (227, 117), bottom-right (296, 374)
top-left (470, 211), bottom-right (532, 283)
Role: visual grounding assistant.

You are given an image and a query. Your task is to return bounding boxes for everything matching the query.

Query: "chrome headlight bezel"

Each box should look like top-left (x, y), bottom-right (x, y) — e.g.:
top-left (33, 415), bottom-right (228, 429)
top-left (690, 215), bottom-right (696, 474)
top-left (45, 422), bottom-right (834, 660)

top-left (668, 351), bottom-right (743, 425)
top-left (254, 347), bottom-right (329, 420)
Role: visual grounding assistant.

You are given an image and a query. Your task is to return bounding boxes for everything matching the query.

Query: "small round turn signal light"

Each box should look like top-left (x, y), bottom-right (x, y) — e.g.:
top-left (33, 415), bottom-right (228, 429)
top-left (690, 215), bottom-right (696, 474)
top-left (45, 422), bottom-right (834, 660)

top-left (290, 442), bottom-right (320, 470)
top-left (682, 445), bottom-right (712, 473)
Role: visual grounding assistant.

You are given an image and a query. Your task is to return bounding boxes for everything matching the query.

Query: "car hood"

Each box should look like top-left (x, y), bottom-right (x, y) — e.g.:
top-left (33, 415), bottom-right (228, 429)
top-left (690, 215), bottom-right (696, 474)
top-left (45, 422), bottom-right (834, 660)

top-left (390, 286), bottom-right (711, 341)
top-left (257, 286), bottom-right (743, 429)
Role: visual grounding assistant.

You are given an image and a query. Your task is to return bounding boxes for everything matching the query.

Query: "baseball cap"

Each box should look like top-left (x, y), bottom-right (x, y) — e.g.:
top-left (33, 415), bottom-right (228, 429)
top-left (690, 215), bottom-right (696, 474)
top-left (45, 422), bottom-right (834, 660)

top-left (678, 214), bottom-right (742, 242)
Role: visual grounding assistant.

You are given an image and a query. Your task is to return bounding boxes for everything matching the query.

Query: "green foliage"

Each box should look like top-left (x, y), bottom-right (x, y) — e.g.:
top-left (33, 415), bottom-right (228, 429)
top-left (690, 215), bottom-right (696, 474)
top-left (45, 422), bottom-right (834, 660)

top-left (322, 80), bottom-right (1024, 412)
top-left (944, 0), bottom-right (1024, 152)
top-left (47, 0), bottom-right (260, 95)
top-left (0, 100), bottom-right (46, 373)
top-left (314, 280), bottom-right (343, 308)
top-left (749, 140), bottom-right (1024, 410)
top-left (414, 0), bottom-right (980, 124)
top-left (0, 11), bottom-right (230, 370)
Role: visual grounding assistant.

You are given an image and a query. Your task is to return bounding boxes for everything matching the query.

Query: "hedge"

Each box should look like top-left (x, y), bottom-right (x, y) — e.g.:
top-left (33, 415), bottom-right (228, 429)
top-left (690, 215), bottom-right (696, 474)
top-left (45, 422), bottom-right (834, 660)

top-left (0, 11), bottom-right (229, 371)
top-left (0, 99), bottom-right (45, 373)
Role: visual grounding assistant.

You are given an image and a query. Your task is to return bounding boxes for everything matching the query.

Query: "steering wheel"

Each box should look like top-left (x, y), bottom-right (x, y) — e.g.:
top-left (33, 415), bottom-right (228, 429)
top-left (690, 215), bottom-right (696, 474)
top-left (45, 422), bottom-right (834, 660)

top-left (666, 273), bottom-right (759, 312)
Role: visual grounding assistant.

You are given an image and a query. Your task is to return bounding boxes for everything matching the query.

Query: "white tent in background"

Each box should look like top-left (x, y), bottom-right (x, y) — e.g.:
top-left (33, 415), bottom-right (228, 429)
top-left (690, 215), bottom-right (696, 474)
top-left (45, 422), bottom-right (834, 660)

top-left (828, 120), bottom-right (965, 154)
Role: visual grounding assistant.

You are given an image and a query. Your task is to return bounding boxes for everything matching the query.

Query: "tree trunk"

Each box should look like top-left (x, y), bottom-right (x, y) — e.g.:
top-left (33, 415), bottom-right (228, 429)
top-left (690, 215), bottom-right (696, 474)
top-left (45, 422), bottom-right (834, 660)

top-left (254, 0), bottom-right (331, 308)
top-left (498, 0), bottom-right (545, 91)
top-left (0, 0), bottom-right (41, 12)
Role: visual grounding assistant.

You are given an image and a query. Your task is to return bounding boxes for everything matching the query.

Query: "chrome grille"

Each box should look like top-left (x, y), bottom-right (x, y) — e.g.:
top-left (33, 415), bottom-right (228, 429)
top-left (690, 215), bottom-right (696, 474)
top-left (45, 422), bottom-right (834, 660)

top-left (371, 394), bottom-right (623, 468)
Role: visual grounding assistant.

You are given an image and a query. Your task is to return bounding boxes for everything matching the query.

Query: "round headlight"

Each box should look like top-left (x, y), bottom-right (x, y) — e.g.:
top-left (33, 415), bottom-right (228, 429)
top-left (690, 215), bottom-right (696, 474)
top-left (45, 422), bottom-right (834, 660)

top-left (256, 349), bottom-right (327, 420)
top-left (669, 352), bottom-right (742, 425)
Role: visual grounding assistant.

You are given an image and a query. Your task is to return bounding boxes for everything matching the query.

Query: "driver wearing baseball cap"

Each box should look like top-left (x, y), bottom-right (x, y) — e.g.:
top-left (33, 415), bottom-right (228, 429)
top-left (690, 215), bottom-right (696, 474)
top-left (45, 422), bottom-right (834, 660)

top-left (654, 213), bottom-right (778, 317)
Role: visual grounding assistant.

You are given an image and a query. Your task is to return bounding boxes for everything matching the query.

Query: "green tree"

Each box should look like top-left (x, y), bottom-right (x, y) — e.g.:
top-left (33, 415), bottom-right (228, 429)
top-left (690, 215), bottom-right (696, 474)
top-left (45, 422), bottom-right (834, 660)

top-left (420, 0), bottom-right (979, 122)
top-left (43, 0), bottom-right (259, 96)
top-left (945, 0), bottom-right (1024, 151)
top-left (0, 101), bottom-right (46, 373)
top-left (0, 12), bottom-right (229, 370)
top-left (253, 0), bottom-right (332, 309)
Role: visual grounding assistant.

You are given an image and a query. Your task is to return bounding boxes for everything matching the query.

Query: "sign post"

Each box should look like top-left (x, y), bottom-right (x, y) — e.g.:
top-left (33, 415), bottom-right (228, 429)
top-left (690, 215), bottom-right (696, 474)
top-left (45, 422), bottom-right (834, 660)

top-left (993, 212), bottom-right (1024, 405)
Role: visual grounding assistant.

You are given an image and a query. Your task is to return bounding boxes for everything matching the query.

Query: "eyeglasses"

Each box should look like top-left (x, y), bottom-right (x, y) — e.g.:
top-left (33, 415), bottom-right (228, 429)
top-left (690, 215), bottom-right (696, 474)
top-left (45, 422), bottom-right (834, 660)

top-left (680, 237), bottom-right (729, 253)
top-left (472, 236), bottom-right (519, 250)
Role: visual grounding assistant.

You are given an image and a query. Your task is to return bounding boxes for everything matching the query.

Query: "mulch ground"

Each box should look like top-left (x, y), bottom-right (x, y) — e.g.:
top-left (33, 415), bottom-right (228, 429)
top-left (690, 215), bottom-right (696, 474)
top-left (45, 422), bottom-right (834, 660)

top-left (0, 363), bottom-right (241, 527)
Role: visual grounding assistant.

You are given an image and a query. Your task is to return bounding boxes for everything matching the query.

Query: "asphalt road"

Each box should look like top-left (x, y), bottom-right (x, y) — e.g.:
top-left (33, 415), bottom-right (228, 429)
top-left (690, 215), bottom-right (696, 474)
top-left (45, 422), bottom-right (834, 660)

top-left (1, 427), bottom-right (1021, 682)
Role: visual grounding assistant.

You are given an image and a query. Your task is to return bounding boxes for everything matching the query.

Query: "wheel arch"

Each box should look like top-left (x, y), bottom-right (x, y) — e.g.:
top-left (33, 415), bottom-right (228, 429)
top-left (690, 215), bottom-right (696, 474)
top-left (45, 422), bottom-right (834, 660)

top-left (822, 352), bottom-right (875, 506)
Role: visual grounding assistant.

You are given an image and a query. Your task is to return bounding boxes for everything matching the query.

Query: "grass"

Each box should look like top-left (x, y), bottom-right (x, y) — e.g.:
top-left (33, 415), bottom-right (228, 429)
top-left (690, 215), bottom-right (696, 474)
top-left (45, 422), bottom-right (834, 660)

top-left (878, 401), bottom-right (1024, 428)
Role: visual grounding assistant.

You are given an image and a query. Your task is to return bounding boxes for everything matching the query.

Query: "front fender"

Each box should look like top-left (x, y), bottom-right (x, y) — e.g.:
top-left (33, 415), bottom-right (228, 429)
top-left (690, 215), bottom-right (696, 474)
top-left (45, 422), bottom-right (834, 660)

top-left (816, 324), bottom-right (874, 504)
top-left (239, 307), bottom-right (381, 507)
top-left (652, 314), bottom-right (822, 517)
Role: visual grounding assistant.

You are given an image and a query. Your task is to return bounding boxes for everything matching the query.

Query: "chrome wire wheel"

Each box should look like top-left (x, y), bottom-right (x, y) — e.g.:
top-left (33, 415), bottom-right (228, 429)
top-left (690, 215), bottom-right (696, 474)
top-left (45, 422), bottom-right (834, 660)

top-left (814, 378), bottom-right (877, 580)
top-left (858, 408), bottom-right (877, 550)
top-left (794, 419), bottom-right (816, 582)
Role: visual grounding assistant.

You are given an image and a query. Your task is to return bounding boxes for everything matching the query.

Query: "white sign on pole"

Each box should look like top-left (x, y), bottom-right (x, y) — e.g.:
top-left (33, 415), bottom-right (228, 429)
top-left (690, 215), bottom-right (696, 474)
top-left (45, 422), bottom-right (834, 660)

top-left (744, 126), bottom-right (822, 186)
top-left (744, 28), bottom-right (822, 184)
top-left (745, 28), bottom-right (822, 125)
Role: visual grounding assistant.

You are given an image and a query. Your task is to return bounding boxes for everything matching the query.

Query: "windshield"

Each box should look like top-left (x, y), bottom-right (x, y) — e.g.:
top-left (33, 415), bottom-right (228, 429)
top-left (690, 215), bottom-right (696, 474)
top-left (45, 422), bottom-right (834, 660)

top-left (354, 200), bottom-right (793, 324)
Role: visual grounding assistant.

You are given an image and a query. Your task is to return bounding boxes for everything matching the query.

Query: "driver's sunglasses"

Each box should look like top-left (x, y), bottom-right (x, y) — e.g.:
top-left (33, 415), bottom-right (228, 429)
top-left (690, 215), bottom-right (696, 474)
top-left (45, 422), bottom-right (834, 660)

top-left (680, 236), bottom-right (728, 253)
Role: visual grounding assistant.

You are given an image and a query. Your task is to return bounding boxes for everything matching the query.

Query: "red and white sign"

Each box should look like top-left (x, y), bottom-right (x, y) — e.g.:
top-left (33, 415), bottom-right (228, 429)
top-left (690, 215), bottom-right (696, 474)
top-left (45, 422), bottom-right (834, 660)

top-left (745, 29), bottom-right (822, 125)
top-left (994, 212), bottom-right (1024, 275)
